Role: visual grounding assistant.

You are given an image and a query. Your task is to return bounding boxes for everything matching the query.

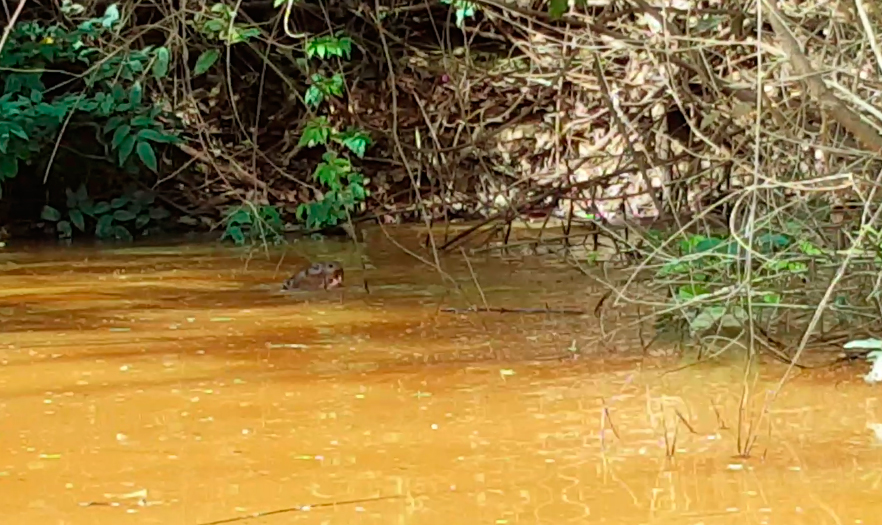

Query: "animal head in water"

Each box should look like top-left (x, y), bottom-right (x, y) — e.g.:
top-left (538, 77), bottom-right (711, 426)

top-left (281, 261), bottom-right (344, 291)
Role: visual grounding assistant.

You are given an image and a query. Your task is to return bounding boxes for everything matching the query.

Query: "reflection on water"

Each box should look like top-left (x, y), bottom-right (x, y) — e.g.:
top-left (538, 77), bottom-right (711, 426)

top-left (0, 228), bottom-right (879, 525)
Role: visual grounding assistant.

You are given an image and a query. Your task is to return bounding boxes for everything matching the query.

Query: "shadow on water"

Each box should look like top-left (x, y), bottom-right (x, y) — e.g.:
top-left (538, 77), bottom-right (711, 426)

top-left (1, 228), bottom-right (880, 525)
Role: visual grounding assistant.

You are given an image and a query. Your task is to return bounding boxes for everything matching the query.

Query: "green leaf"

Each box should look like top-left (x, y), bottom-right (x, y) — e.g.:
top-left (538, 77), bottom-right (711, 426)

top-left (548, 0), bottom-right (567, 19)
top-left (298, 117), bottom-right (332, 148)
top-left (136, 141), bottom-right (158, 172)
top-left (0, 156), bottom-right (18, 179)
top-left (222, 225), bottom-right (246, 245)
top-left (111, 84), bottom-right (127, 103)
top-left (111, 196), bottom-right (129, 209)
top-left (65, 188), bottom-right (78, 209)
top-left (304, 85), bottom-right (324, 107)
top-left (137, 128), bottom-right (177, 143)
top-left (78, 197), bottom-right (95, 215)
top-left (113, 225), bottom-right (134, 242)
top-left (69, 209), bottom-right (86, 232)
top-left (101, 4), bottom-right (120, 27)
top-left (74, 184), bottom-right (88, 204)
top-left (227, 208), bottom-right (253, 225)
top-left (8, 125), bottom-right (27, 140)
top-left (93, 201), bottom-right (112, 215)
top-left (136, 214), bottom-right (150, 229)
top-left (129, 81), bottom-right (143, 105)
top-left (193, 49), bottom-right (220, 77)
top-left (112, 124), bottom-right (131, 149)
top-left (762, 293), bottom-right (781, 304)
top-left (118, 135), bottom-right (136, 165)
top-left (334, 128), bottom-right (371, 158)
top-left (41, 205), bottom-right (62, 222)
top-left (152, 47), bottom-right (170, 80)
top-left (203, 20), bottom-right (226, 34)
top-left (757, 233), bottom-right (790, 252)
top-left (96, 214), bottom-right (115, 238)
top-left (113, 209), bottom-right (137, 221)
top-left (149, 206), bottom-right (170, 220)
top-left (799, 240), bottom-right (824, 256)
top-left (327, 74), bottom-right (345, 97)
top-left (103, 116), bottom-right (126, 135)
top-left (57, 220), bottom-right (72, 239)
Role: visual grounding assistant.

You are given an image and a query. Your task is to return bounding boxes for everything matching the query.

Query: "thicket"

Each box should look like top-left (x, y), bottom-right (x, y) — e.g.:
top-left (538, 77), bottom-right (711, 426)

top-left (3, 0), bottom-right (882, 361)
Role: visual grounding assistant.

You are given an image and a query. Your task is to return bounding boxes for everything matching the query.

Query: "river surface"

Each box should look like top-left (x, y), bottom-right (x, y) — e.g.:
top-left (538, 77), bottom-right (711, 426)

top-left (0, 228), bottom-right (880, 525)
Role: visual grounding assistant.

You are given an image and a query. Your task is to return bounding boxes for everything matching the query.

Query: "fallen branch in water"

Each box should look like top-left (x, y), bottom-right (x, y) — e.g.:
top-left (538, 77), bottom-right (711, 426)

top-left (441, 306), bottom-right (586, 315)
top-left (197, 495), bottom-right (408, 525)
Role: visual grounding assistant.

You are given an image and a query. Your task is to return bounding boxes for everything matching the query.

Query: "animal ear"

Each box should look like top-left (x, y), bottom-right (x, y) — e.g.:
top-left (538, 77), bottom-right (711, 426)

top-left (308, 263), bottom-right (323, 274)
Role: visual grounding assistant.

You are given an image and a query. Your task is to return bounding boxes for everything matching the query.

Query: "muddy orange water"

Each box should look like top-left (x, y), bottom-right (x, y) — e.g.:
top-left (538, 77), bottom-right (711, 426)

top-left (1, 230), bottom-right (881, 525)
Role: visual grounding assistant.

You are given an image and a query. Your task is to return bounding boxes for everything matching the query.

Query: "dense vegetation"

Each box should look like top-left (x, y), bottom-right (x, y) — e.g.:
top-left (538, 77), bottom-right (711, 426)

top-left (3, 0), bottom-right (882, 360)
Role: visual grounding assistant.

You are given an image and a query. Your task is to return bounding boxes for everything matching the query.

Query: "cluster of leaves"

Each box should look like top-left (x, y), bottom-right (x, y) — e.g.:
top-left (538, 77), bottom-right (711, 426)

top-left (221, 203), bottom-right (284, 246)
top-left (41, 184), bottom-right (169, 242)
top-left (650, 226), bottom-right (831, 334)
top-left (0, 4), bottom-right (181, 199)
top-left (440, 0), bottom-right (478, 27)
top-left (294, 32), bottom-right (371, 230)
top-left (188, 3), bottom-right (261, 77)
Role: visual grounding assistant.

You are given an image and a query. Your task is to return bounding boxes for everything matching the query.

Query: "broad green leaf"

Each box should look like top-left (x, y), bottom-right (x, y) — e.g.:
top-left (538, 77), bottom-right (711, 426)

top-left (65, 187), bottom-right (78, 209)
top-left (762, 293), bottom-right (781, 304)
top-left (75, 184), bottom-right (88, 203)
top-left (93, 201), bottom-right (112, 215)
top-left (113, 225), bottom-right (134, 242)
top-left (103, 116), bottom-right (125, 135)
top-left (112, 124), bottom-right (131, 148)
top-left (304, 85), bottom-right (324, 107)
top-left (118, 135), bottom-right (136, 165)
top-left (8, 125), bottom-right (27, 140)
top-left (136, 141), bottom-right (158, 172)
top-left (57, 220), bottom-right (72, 238)
top-left (327, 74), bottom-right (344, 96)
top-left (227, 208), bottom-right (252, 225)
top-left (111, 196), bottom-right (129, 209)
top-left (101, 4), bottom-right (120, 28)
top-left (96, 214), bottom-right (115, 238)
top-left (129, 81), bottom-right (143, 105)
top-left (136, 214), bottom-right (150, 229)
top-left (111, 84), bottom-right (127, 103)
top-left (113, 209), bottom-right (137, 221)
top-left (203, 19), bottom-right (226, 33)
top-left (223, 225), bottom-right (246, 245)
top-left (335, 129), bottom-right (371, 158)
top-left (69, 209), bottom-right (86, 232)
top-left (41, 205), bottom-right (62, 222)
top-left (137, 128), bottom-right (177, 143)
top-left (152, 47), bottom-right (170, 79)
top-left (193, 49), bottom-right (220, 77)
top-left (298, 116), bottom-right (331, 147)
top-left (0, 156), bottom-right (17, 179)
top-left (548, 0), bottom-right (567, 19)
